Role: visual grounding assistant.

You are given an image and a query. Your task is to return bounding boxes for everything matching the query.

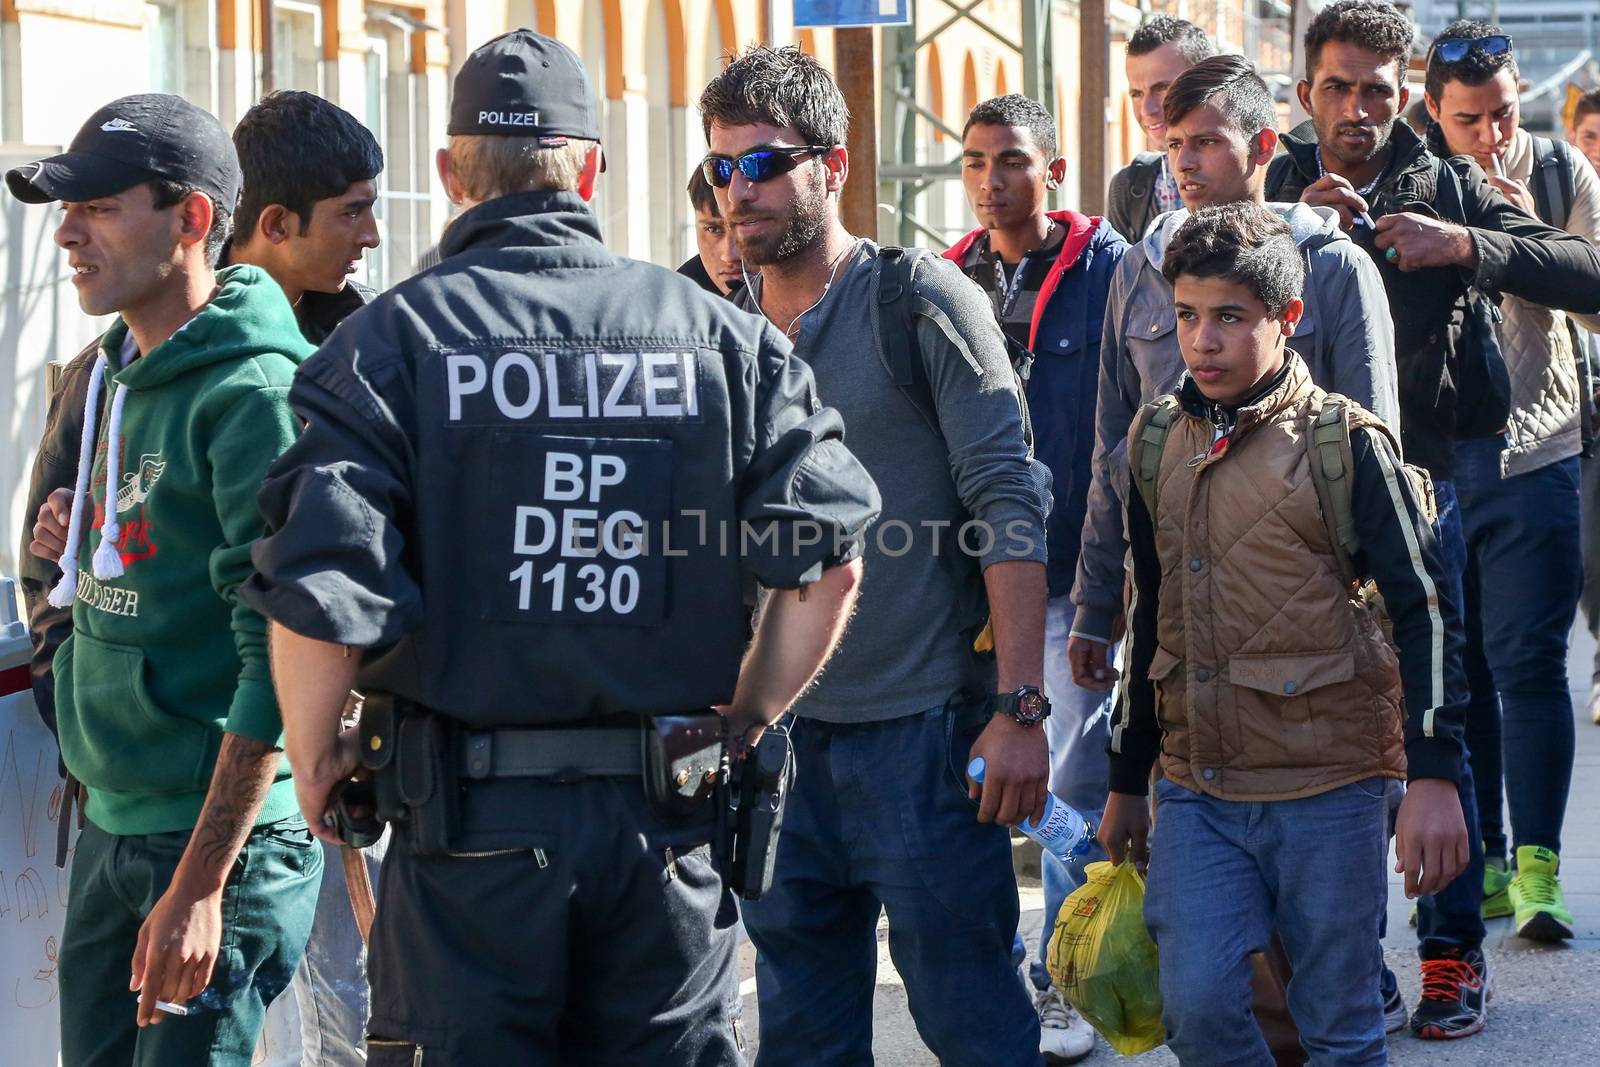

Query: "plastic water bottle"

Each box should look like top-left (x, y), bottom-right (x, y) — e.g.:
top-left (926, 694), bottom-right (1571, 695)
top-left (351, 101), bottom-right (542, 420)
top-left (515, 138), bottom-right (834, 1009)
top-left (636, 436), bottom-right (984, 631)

top-left (967, 756), bottom-right (1097, 864)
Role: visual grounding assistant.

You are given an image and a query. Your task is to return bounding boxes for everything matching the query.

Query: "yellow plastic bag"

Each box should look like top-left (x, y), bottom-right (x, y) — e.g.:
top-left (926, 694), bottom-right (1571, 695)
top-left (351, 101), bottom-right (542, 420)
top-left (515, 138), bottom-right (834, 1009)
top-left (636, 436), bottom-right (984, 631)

top-left (1046, 860), bottom-right (1164, 1057)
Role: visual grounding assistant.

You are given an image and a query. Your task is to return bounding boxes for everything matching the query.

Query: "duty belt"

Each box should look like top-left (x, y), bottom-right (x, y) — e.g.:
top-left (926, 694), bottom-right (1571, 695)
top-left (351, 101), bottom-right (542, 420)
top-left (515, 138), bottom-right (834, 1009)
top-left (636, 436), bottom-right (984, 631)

top-left (457, 727), bottom-right (644, 780)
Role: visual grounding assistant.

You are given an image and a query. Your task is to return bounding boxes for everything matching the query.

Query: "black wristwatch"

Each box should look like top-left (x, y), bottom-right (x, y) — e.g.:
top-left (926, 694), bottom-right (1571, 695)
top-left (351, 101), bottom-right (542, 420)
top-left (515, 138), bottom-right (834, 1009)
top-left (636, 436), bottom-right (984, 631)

top-left (994, 685), bottom-right (1051, 727)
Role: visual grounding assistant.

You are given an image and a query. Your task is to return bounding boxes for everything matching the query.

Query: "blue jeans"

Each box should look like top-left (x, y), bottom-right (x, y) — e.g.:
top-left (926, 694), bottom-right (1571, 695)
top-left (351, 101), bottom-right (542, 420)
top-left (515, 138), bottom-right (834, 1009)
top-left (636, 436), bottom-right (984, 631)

top-left (1414, 481), bottom-right (1487, 956)
top-left (1022, 596), bottom-right (1112, 990)
top-left (1146, 777), bottom-right (1391, 1067)
top-left (1454, 438), bottom-right (1580, 857)
top-left (258, 833), bottom-right (390, 1066)
top-left (741, 706), bottom-right (1042, 1067)
top-left (61, 818), bottom-right (322, 1067)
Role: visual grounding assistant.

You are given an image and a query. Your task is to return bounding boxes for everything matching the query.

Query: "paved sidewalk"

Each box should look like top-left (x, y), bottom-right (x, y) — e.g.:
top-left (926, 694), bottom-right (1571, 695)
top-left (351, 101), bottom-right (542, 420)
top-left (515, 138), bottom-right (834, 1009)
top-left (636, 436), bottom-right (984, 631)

top-left (735, 623), bottom-right (1600, 1063)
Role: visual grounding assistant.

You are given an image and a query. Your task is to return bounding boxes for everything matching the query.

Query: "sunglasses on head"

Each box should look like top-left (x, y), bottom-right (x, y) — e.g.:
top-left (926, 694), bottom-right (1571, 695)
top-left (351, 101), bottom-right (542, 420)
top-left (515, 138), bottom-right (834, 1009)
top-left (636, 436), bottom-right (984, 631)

top-left (701, 145), bottom-right (832, 188)
top-left (1430, 33), bottom-right (1513, 65)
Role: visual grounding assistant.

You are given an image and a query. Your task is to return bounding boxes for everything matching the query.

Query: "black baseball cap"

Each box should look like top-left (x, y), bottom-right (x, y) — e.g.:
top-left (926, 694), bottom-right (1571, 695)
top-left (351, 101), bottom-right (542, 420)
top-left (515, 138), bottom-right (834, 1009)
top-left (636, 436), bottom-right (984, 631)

top-left (448, 29), bottom-right (602, 143)
top-left (5, 94), bottom-right (242, 209)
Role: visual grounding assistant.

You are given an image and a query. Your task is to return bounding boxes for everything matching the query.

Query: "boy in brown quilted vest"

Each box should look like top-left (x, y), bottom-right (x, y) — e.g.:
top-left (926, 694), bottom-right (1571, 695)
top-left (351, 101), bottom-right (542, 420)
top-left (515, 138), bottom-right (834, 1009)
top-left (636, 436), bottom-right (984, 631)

top-left (1096, 203), bottom-right (1471, 1065)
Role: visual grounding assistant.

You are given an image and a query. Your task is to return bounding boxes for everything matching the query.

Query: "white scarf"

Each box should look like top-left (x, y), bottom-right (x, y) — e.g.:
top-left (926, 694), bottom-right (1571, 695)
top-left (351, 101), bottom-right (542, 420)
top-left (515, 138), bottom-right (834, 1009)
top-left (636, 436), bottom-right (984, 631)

top-left (46, 333), bottom-right (137, 607)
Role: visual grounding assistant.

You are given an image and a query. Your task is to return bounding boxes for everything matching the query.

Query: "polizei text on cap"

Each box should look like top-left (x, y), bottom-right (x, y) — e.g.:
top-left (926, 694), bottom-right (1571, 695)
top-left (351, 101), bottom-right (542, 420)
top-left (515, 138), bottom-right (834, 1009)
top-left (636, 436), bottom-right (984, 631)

top-left (479, 110), bottom-right (542, 127)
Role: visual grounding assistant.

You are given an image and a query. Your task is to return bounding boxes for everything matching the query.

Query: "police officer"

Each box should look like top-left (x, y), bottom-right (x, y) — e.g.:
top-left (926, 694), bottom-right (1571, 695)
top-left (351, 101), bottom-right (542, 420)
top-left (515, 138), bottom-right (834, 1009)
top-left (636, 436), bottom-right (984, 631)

top-left (241, 30), bottom-right (879, 1064)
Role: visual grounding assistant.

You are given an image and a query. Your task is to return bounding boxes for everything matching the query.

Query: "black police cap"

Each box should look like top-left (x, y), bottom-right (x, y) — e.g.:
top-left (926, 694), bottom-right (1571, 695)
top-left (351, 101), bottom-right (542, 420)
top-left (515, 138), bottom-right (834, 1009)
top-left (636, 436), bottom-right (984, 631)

top-left (5, 94), bottom-right (241, 210)
top-left (448, 29), bottom-right (602, 142)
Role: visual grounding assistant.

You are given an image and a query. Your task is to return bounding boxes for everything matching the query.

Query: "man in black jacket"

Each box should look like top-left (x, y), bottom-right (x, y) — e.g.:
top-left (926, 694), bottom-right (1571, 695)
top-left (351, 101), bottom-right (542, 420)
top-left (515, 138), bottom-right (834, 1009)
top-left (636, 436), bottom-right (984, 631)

top-left (1265, 0), bottom-right (1600, 1043)
top-left (676, 166), bottom-right (744, 297)
top-left (228, 91), bottom-right (382, 343)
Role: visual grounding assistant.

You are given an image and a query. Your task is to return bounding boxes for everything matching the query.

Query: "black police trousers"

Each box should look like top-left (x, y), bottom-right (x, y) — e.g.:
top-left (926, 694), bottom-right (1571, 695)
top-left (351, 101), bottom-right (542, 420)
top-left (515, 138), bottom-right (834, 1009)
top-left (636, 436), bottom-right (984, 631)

top-left (364, 776), bottom-right (745, 1066)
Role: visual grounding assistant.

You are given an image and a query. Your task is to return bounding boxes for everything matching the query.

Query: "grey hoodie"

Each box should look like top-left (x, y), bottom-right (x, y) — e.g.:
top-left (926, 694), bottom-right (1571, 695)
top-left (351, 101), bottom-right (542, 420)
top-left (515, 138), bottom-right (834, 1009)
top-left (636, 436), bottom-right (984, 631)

top-left (1069, 202), bottom-right (1400, 644)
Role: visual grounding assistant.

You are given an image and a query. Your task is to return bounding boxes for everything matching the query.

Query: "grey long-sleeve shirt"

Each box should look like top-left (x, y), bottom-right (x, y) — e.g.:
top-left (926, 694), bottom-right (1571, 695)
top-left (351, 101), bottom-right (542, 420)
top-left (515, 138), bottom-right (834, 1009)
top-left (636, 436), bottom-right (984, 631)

top-left (1071, 203), bottom-right (1400, 644)
top-left (741, 240), bottom-right (1048, 722)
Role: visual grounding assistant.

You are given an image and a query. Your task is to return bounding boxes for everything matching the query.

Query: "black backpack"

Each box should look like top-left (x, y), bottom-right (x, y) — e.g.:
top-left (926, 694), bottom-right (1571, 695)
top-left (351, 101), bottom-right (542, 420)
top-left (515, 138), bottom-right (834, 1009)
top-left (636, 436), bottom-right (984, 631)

top-left (869, 245), bottom-right (1053, 654)
top-left (871, 246), bottom-right (1039, 455)
top-left (1526, 136), bottom-right (1597, 455)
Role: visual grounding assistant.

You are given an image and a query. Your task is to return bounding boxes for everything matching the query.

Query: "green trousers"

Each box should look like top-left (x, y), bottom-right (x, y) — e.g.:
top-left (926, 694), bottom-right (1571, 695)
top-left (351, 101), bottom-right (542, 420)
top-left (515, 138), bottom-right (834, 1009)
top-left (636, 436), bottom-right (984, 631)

top-left (60, 817), bottom-right (322, 1067)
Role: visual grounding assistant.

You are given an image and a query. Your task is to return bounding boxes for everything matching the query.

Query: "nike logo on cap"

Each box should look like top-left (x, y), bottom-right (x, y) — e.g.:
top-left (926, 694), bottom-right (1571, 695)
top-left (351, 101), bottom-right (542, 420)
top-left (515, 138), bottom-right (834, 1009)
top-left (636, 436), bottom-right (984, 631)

top-left (100, 118), bottom-right (138, 133)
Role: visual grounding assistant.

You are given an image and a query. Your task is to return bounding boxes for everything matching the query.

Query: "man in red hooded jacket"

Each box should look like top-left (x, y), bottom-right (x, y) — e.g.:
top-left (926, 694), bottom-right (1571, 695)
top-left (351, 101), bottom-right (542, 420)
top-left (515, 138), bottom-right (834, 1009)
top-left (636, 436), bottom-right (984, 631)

top-left (946, 93), bottom-right (1129, 1065)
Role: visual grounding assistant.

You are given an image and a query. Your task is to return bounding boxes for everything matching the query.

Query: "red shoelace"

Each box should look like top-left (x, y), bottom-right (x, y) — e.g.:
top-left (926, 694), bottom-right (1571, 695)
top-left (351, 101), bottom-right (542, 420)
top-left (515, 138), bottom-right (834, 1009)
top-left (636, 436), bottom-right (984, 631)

top-left (1419, 957), bottom-right (1480, 1002)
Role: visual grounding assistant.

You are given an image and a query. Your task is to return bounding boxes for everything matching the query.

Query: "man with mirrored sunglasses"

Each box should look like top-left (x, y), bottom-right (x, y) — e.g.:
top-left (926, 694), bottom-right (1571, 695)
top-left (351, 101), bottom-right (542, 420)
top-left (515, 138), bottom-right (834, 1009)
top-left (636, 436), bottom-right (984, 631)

top-left (702, 144), bottom-right (832, 188)
top-left (700, 44), bottom-right (1051, 1066)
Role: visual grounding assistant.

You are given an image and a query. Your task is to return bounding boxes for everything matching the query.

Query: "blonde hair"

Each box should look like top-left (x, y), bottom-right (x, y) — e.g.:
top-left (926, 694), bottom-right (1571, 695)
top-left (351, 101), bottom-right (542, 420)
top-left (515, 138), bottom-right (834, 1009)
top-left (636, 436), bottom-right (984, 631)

top-left (447, 134), bottom-right (595, 201)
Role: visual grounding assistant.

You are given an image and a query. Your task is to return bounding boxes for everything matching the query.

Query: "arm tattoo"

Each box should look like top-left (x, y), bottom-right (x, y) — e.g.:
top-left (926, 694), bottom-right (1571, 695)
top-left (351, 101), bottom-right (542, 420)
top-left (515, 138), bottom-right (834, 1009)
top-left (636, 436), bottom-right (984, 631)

top-left (190, 733), bottom-right (280, 874)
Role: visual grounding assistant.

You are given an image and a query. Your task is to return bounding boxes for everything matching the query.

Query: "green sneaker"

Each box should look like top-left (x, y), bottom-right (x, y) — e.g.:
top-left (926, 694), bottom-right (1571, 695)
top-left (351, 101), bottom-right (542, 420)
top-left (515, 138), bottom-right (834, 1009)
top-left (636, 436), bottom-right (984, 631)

top-left (1509, 845), bottom-right (1574, 942)
top-left (1481, 860), bottom-right (1513, 920)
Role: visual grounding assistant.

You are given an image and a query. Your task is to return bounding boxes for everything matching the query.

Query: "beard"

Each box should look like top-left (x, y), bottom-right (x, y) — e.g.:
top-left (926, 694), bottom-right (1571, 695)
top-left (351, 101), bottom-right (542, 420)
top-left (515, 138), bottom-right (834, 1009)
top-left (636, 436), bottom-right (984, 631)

top-left (1314, 113), bottom-right (1395, 169)
top-left (732, 165), bottom-right (829, 267)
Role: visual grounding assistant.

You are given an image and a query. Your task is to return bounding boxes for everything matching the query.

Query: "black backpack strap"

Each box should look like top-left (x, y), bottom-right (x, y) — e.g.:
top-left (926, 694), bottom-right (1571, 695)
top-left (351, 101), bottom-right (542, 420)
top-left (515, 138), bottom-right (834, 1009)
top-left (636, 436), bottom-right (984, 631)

top-left (1529, 135), bottom-right (1575, 231)
top-left (1126, 152), bottom-right (1162, 198)
top-left (873, 246), bottom-right (941, 434)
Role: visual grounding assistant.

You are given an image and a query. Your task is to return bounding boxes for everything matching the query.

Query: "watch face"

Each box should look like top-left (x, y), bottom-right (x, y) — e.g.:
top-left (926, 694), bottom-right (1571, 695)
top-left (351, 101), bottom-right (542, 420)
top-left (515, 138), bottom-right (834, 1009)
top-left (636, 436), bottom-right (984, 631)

top-left (1018, 690), bottom-right (1045, 719)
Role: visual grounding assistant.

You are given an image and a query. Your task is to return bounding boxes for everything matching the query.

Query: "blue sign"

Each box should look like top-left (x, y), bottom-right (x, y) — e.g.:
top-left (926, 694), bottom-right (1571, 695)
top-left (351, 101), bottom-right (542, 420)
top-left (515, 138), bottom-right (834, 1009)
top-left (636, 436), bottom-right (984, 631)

top-left (794, 1), bottom-right (911, 28)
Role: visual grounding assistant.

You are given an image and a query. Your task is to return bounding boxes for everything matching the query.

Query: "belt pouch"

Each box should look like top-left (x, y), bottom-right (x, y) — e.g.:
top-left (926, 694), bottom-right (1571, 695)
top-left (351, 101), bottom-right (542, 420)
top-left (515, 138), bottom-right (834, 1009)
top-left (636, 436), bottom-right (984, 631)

top-left (643, 714), bottom-right (725, 822)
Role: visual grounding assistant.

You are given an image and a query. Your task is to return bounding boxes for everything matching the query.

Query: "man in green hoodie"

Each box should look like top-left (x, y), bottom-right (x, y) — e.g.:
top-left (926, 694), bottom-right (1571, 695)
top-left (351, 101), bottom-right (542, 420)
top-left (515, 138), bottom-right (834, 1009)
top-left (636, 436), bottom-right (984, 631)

top-left (8, 94), bottom-right (321, 1066)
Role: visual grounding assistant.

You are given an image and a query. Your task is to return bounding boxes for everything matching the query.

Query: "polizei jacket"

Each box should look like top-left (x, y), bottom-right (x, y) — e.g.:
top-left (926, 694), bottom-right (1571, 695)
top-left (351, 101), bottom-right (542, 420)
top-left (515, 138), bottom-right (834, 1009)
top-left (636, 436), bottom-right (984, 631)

top-left (243, 191), bottom-right (881, 726)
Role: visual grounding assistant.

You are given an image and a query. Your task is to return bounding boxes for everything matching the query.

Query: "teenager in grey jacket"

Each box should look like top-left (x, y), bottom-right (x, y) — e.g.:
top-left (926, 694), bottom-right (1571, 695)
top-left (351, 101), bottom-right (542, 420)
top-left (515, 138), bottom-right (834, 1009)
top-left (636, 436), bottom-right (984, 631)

top-left (1068, 57), bottom-right (1399, 681)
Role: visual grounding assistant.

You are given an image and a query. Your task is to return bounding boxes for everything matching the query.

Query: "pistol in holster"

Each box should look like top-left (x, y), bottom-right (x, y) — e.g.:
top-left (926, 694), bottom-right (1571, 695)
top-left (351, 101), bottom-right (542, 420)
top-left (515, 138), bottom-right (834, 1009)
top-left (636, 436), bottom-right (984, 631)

top-left (719, 723), bottom-right (796, 901)
top-left (359, 693), bottom-right (459, 857)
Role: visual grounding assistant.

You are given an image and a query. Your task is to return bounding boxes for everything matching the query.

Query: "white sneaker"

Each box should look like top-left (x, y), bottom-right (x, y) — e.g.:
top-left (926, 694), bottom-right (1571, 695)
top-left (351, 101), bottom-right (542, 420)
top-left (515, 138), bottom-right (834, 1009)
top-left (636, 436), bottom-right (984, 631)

top-left (1035, 985), bottom-right (1096, 1064)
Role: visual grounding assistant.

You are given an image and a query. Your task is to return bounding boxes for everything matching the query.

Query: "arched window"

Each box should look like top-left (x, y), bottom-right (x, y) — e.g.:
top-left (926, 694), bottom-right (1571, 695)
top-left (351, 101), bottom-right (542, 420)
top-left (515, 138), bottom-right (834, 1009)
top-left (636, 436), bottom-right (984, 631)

top-left (962, 51), bottom-right (979, 118)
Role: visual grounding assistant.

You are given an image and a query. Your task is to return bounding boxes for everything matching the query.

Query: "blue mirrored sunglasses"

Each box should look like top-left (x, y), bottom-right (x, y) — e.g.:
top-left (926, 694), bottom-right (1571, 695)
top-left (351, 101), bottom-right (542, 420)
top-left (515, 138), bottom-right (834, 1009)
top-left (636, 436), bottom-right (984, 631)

top-left (701, 145), bottom-right (832, 188)
top-left (1431, 34), bottom-right (1513, 65)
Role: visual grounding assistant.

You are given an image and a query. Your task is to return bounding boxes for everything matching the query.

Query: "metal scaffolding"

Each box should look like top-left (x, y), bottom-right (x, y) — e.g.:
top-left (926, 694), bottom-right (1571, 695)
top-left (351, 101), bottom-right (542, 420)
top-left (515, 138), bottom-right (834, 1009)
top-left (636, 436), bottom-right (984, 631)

top-left (875, 0), bottom-right (1061, 246)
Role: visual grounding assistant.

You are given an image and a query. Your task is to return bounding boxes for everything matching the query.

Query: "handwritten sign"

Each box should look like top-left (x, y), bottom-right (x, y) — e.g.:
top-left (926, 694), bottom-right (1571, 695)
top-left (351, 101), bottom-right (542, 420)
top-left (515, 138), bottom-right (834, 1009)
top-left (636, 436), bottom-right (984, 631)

top-left (1, 577), bottom-right (71, 1065)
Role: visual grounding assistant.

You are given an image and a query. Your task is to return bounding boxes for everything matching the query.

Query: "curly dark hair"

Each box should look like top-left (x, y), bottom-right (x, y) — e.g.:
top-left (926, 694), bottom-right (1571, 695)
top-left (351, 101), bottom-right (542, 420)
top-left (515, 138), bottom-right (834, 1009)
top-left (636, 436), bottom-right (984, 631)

top-left (1128, 15), bottom-right (1216, 64)
top-left (1304, 0), bottom-right (1415, 81)
top-left (697, 45), bottom-right (849, 147)
top-left (963, 94), bottom-right (1058, 159)
top-left (1424, 20), bottom-right (1518, 104)
top-left (1162, 203), bottom-right (1304, 317)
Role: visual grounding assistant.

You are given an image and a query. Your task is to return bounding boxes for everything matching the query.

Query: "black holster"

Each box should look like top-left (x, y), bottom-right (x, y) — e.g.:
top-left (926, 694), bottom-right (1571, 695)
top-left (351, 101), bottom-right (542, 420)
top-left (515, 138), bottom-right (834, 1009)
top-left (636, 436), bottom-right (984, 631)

top-left (720, 725), bottom-right (795, 901)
